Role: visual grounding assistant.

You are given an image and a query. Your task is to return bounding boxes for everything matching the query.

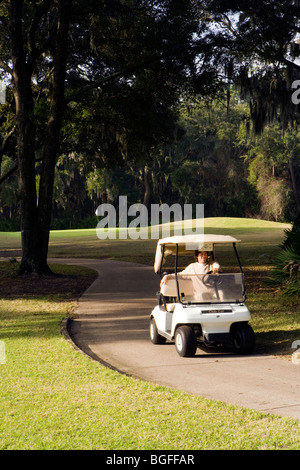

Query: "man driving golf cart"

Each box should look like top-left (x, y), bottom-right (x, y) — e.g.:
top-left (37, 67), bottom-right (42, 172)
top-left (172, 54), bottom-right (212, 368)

top-left (150, 234), bottom-right (255, 357)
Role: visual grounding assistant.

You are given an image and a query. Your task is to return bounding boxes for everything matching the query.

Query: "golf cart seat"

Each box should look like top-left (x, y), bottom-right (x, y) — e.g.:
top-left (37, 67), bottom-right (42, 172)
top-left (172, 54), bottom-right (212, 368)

top-left (161, 278), bottom-right (194, 300)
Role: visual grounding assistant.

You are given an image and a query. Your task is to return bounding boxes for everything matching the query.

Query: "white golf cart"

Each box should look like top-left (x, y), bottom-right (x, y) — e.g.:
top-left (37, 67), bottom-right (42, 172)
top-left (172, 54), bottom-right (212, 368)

top-left (150, 234), bottom-right (255, 357)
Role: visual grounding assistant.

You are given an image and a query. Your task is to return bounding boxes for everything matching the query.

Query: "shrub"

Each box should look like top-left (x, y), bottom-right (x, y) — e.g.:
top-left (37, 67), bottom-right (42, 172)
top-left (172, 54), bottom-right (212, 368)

top-left (267, 216), bottom-right (300, 296)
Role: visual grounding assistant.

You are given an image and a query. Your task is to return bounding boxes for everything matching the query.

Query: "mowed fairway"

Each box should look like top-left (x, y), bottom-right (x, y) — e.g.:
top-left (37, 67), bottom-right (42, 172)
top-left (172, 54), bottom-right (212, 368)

top-left (0, 217), bottom-right (291, 265)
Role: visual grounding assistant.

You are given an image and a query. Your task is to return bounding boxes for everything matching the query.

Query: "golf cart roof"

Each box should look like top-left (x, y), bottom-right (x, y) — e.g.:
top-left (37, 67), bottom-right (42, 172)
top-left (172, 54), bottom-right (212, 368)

top-left (154, 234), bottom-right (241, 273)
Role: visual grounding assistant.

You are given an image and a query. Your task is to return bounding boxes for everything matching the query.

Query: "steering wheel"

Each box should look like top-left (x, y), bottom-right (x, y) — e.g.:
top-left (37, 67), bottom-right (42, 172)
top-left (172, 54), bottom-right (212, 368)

top-left (202, 273), bottom-right (223, 288)
top-left (202, 273), bottom-right (223, 300)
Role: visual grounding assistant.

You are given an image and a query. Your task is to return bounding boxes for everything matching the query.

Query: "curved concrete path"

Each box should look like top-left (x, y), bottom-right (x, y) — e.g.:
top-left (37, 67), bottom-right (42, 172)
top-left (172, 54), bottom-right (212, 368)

top-left (55, 258), bottom-right (300, 421)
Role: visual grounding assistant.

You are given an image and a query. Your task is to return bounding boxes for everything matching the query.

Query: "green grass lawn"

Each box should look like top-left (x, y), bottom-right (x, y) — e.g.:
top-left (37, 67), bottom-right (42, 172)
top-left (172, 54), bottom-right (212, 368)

top-left (0, 217), bottom-right (300, 450)
top-left (0, 262), bottom-right (299, 450)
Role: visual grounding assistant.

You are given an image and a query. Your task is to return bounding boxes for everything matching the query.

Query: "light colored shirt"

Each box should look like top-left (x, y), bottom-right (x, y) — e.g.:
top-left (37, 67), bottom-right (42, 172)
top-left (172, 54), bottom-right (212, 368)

top-left (179, 261), bottom-right (221, 301)
top-left (181, 261), bottom-right (220, 275)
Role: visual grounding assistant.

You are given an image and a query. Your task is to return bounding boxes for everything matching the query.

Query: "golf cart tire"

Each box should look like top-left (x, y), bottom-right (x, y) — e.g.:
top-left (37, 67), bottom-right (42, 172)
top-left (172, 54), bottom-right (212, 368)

top-left (150, 318), bottom-right (166, 344)
top-left (175, 326), bottom-right (197, 357)
top-left (231, 323), bottom-right (255, 355)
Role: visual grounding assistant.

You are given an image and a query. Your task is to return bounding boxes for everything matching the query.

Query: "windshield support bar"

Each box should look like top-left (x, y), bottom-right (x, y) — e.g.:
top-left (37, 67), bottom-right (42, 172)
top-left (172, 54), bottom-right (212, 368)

top-left (233, 243), bottom-right (243, 274)
top-left (233, 242), bottom-right (247, 300)
top-left (159, 244), bottom-right (165, 278)
top-left (175, 244), bottom-right (181, 300)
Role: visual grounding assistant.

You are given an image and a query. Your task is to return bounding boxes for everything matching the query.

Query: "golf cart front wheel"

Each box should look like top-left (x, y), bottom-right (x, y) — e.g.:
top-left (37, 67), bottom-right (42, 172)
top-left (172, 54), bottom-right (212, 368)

top-left (231, 323), bottom-right (255, 355)
top-left (175, 326), bottom-right (197, 357)
top-left (150, 318), bottom-right (166, 344)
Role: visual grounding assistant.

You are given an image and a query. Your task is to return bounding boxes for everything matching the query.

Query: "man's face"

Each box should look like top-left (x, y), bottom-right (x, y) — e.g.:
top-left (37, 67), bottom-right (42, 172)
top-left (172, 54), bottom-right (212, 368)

top-left (197, 251), bottom-right (208, 263)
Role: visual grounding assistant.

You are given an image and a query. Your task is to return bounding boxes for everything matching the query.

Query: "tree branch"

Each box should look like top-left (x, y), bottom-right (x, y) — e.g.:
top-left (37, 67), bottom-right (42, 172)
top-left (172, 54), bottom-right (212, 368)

top-left (283, 58), bottom-right (300, 73)
top-left (0, 163), bottom-right (18, 185)
top-left (27, 0), bottom-right (53, 74)
top-left (67, 59), bottom-right (159, 102)
top-left (0, 126), bottom-right (16, 170)
top-left (0, 58), bottom-right (13, 75)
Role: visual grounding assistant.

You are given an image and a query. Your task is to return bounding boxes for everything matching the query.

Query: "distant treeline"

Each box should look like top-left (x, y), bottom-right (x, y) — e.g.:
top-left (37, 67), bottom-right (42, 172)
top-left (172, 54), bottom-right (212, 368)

top-left (1, 92), bottom-right (299, 231)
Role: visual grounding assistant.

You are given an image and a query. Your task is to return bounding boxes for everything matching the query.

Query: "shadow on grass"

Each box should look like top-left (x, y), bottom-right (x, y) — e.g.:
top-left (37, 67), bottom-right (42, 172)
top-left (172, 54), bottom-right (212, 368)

top-left (0, 314), bottom-right (63, 339)
top-left (0, 261), bottom-right (97, 299)
top-left (254, 329), bottom-right (300, 357)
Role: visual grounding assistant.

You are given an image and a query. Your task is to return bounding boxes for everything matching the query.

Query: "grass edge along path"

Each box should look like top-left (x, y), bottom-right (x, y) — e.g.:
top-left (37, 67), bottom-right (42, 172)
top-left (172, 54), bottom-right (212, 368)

top-left (0, 261), bottom-right (300, 450)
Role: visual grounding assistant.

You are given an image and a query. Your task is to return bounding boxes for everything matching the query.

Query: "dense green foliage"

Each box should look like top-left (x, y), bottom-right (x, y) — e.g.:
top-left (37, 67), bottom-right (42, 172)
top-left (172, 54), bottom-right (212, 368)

top-left (2, 90), bottom-right (300, 230)
top-left (267, 216), bottom-right (300, 296)
top-left (1, 1), bottom-right (300, 234)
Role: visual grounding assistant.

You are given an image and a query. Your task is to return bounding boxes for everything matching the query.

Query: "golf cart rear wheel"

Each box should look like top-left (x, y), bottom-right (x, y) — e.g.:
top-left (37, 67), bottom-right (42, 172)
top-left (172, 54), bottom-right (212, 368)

top-left (175, 326), bottom-right (197, 357)
top-left (150, 318), bottom-right (166, 344)
top-left (231, 323), bottom-right (255, 355)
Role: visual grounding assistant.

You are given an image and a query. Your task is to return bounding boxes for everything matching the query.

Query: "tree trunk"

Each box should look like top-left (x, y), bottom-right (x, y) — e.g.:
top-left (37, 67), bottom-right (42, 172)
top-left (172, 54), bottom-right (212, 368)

top-left (36, 1), bottom-right (72, 273)
top-left (9, 0), bottom-right (39, 274)
top-left (142, 166), bottom-right (151, 209)
top-left (9, 0), bottom-right (72, 274)
top-left (15, 97), bottom-right (38, 273)
top-left (288, 158), bottom-right (300, 214)
top-left (288, 132), bottom-right (300, 215)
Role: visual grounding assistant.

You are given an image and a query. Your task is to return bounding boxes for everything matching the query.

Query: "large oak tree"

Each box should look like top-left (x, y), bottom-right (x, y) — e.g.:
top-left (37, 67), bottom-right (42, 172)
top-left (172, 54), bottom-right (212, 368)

top-left (0, 0), bottom-right (219, 274)
top-left (1, 0), bottom-right (72, 273)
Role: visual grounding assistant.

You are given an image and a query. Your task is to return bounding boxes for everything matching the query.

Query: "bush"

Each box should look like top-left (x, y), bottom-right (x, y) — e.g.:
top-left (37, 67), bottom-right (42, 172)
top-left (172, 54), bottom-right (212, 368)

top-left (267, 216), bottom-right (300, 296)
top-left (50, 216), bottom-right (98, 230)
top-left (0, 219), bottom-right (20, 232)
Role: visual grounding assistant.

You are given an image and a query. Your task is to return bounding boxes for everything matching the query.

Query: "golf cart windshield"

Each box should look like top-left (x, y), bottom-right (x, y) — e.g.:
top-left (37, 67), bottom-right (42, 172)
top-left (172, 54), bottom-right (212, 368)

top-left (164, 273), bottom-right (246, 304)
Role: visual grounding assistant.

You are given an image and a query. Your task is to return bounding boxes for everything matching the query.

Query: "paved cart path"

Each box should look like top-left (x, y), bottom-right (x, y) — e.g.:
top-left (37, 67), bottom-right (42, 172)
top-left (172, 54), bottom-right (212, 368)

top-left (54, 258), bottom-right (300, 421)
